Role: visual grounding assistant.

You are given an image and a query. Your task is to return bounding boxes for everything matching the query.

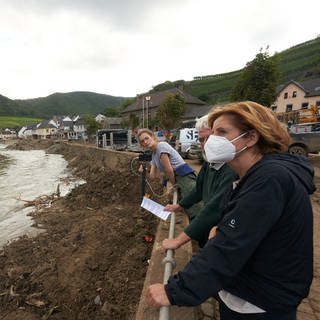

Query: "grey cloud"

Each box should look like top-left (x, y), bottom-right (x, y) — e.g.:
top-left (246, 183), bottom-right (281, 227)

top-left (0, 0), bottom-right (186, 30)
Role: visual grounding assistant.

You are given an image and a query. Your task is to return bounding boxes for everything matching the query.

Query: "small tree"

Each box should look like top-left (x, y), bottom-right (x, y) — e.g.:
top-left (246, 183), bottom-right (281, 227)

top-left (120, 98), bottom-right (135, 111)
top-left (104, 106), bottom-right (120, 117)
top-left (156, 93), bottom-right (185, 131)
top-left (231, 48), bottom-right (280, 106)
top-left (84, 115), bottom-right (101, 141)
top-left (128, 113), bottom-right (139, 129)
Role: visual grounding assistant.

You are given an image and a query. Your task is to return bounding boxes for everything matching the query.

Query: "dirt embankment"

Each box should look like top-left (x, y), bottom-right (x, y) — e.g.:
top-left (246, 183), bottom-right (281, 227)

top-left (0, 140), bottom-right (162, 320)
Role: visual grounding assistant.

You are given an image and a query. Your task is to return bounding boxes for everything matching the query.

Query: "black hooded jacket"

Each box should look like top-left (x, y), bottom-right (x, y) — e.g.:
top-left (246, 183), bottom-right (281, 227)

top-left (165, 153), bottom-right (315, 313)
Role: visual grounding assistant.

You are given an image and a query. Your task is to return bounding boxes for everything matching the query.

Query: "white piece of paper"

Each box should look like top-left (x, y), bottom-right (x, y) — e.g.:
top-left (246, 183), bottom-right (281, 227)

top-left (141, 197), bottom-right (171, 221)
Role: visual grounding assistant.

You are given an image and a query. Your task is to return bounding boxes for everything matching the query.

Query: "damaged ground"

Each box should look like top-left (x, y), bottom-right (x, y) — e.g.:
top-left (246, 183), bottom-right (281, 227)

top-left (0, 140), bottom-right (163, 320)
top-left (1, 140), bottom-right (320, 320)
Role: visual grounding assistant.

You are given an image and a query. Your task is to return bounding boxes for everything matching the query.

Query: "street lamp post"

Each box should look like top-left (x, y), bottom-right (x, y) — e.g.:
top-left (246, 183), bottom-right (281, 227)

top-left (145, 95), bottom-right (151, 128)
top-left (142, 97), bottom-right (145, 127)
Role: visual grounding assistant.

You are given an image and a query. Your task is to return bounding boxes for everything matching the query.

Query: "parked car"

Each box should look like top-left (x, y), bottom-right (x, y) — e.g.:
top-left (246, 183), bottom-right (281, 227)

top-left (289, 122), bottom-right (320, 133)
top-left (289, 131), bottom-right (320, 157)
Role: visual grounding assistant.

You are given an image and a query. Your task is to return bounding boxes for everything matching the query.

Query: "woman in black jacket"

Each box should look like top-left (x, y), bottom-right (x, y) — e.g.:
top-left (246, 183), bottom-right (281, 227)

top-left (147, 101), bottom-right (315, 320)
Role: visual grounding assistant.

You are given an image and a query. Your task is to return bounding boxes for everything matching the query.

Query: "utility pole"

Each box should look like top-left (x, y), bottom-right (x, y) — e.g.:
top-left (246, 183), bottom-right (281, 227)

top-left (145, 95), bottom-right (151, 128)
top-left (142, 98), bottom-right (145, 127)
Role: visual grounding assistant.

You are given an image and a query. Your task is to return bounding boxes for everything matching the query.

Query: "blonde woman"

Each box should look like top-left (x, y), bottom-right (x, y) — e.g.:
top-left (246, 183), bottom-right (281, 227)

top-left (137, 129), bottom-right (201, 220)
top-left (147, 101), bottom-right (314, 320)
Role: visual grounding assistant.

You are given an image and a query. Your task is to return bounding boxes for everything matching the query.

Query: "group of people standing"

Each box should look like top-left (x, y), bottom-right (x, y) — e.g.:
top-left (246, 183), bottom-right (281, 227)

top-left (137, 101), bottom-right (315, 320)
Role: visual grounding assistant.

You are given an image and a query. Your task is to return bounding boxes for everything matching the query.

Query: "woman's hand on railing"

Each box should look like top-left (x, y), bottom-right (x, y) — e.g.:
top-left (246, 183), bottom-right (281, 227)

top-left (208, 226), bottom-right (218, 239)
top-left (161, 232), bottom-right (191, 252)
top-left (147, 284), bottom-right (171, 307)
top-left (162, 238), bottom-right (179, 252)
top-left (163, 203), bottom-right (181, 212)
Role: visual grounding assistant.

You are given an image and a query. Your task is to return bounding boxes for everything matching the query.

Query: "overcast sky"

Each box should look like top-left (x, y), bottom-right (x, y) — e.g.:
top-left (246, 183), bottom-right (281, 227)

top-left (0, 0), bottom-right (319, 100)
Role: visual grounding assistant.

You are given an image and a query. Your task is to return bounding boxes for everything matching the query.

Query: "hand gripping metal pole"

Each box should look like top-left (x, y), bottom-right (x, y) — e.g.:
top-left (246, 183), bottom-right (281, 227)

top-left (159, 189), bottom-right (178, 320)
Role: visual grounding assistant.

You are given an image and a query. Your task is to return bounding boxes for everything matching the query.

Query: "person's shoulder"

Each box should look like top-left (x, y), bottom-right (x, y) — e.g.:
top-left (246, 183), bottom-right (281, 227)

top-left (251, 155), bottom-right (294, 183)
top-left (219, 164), bottom-right (237, 177)
top-left (158, 141), bottom-right (168, 146)
top-left (158, 141), bottom-right (173, 151)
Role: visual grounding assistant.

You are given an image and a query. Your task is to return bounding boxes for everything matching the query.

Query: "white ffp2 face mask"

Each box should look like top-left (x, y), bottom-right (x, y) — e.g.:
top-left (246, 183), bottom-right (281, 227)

top-left (204, 132), bottom-right (248, 163)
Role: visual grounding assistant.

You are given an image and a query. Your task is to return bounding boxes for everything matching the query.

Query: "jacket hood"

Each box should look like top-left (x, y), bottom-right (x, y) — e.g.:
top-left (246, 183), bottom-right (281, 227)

top-left (258, 153), bottom-right (316, 195)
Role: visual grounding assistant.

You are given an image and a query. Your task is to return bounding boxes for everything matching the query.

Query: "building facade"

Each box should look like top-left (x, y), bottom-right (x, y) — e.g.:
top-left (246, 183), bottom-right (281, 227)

top-left (121, 87), bottom-right (208, 128)
top-left (271, 78), bottom-right (320, 113)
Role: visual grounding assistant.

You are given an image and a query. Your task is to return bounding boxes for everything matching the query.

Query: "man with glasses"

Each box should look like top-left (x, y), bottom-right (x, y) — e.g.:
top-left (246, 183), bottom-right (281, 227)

top-left (162, 115), bottom-right (236, 249)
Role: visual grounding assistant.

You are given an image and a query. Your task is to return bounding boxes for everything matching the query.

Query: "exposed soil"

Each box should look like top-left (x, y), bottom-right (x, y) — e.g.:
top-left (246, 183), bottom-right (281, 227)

top-left (1, 140), bottom-right (320, 320)
top-left (0, 140), bottom-right (164, 320)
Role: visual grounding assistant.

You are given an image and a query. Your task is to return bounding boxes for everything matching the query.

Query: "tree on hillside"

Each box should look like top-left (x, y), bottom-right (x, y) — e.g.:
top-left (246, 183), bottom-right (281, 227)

top-left (156, 93), bottom-right (185, 130)
top-left (84, 115), bottom-right (101, 141)
top-left (231, 48), bottom-right (280, 106)
top-left (104, 106), bottom-right (120, 117)
top-left (120, 98), bottom-right (135, 111)
top-left (151, 80), bottom-right (185, 93)
top-left (129, 113), bottom-right (139, 129)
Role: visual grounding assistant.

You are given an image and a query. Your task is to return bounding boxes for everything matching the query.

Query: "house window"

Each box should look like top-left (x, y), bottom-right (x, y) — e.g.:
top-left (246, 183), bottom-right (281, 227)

top-left (301, 102), bottom-right (309, 109)
top-left (271, 105), bottom-right (277, 112)
top-left (284, 92), bottom-right (288, 99)
top-left (292, 91), bottom-right (297, 98)
top-left (286, 104), bottom-right (293, 112)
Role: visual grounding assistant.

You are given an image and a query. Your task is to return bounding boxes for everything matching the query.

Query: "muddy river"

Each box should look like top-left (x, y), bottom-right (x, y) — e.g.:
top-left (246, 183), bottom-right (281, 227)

top-left (0, 144), bottom-right (84, 247)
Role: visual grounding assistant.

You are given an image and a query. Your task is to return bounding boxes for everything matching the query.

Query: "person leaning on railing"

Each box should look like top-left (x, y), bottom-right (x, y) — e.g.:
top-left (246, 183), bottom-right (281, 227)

top-left (146, 101), bottom-right (315, 320)
top-left (137, 128), bottom-right (202, 220)
top-left (161, 115), bottom-right (237, 250)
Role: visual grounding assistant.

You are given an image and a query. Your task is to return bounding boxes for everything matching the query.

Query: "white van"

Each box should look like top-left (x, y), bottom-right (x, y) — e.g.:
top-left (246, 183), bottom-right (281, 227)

top-left (175, 128), bottom-right (198, 158)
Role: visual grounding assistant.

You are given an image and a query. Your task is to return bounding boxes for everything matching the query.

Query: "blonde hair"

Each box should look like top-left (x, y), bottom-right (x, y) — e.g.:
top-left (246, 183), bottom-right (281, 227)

top-left (137, 128), bottom-right (157, 145)
top-left (208, 101), bottom-right (290, 154)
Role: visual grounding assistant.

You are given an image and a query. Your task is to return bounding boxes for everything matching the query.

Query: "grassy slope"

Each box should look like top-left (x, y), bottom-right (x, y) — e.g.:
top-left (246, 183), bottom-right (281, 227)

top-left (0, 116), bottom-right (42, 129)
top-left (181, 37), bottom-right (320, 103)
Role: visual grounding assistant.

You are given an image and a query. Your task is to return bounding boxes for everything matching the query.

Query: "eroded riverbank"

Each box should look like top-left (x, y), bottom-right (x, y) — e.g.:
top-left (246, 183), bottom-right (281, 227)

top-left (0, 141), bottom-right (161, 320)
top-left (0, 143), bottom-right (90, 247)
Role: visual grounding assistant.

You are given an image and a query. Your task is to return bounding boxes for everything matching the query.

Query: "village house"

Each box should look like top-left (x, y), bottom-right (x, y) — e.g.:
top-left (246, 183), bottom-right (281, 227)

top-left (73, 116), bottom-right (87, 140)
top-left (121, 87), bottom-right (208, 129)
top-left (34, 120), bottom-right (58, 139)
top-left (56, 116), bottom-right (75, 140)
top-left (51, 115), bottom-right (89, 140)
top-left (101, 117), bottom-right (122, 129)
top-left (271, 78), bottom-right (320, 123)
top-left (20, 124), bottom-right (39, 139)
top-left (0, 128), bottom-right (17, 140)
top-left (18, 115), bottom-right (88, 140)
top-left (95, 114), bottom-right (106, 123)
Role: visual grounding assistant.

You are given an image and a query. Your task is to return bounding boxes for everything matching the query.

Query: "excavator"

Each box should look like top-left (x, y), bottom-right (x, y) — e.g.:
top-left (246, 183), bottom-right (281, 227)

top-left (298, 104), bottom-right (319, 123)
top-left (287, 104), bottom-right (320, 157)
top-left (276, 104), bottom-right (319, 126)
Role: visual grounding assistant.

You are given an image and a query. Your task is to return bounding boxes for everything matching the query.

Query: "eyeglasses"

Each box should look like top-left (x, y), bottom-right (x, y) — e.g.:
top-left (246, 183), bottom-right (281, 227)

top-left (198, 137), bottom-right (207, 143)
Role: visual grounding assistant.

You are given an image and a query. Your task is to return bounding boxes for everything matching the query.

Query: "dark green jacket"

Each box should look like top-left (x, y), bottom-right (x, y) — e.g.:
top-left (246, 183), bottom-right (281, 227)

top-left (179, 162), bottom-right (236, 246)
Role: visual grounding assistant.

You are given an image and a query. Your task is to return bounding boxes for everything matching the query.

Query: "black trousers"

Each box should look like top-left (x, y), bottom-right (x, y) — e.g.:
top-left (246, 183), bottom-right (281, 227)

top-left (219, 298), bottom-right (296, 320)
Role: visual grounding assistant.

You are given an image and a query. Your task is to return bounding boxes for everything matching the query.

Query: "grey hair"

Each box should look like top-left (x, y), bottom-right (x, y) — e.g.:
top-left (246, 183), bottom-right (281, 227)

top-left (195, 115), bottom-right (209, 131)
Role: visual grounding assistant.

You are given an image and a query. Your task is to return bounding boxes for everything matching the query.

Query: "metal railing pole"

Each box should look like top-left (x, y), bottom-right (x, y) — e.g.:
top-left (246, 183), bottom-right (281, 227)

top-left (159, 189), bottom-right (178, 320)
top-left (102, 133), bottom-right (107, 148)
